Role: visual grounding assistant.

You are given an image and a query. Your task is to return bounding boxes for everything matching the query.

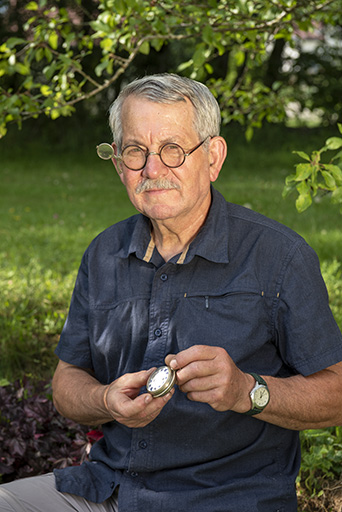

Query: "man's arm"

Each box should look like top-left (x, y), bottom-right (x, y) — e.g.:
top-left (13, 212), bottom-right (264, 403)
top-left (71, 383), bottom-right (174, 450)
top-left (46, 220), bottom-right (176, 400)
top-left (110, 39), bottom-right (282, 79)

top-left (52, 360), bottom-right (174, 428)
top-left (165, 345), bottom-right (342, 430)
top-left (260, 364), bottom-right (342, 430)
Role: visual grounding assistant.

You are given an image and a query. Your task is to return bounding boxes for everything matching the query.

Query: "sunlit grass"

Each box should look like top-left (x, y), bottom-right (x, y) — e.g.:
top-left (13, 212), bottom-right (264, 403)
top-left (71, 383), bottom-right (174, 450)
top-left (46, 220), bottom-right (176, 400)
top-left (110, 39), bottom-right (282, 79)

top-left (0, 121), bottom-right (341, 380)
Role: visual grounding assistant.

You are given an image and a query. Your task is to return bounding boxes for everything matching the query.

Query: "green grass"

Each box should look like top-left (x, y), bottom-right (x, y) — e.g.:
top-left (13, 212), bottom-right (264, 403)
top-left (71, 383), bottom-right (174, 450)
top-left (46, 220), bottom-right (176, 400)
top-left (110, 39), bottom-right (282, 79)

top-left (0, 120), bottom-right (341, 381)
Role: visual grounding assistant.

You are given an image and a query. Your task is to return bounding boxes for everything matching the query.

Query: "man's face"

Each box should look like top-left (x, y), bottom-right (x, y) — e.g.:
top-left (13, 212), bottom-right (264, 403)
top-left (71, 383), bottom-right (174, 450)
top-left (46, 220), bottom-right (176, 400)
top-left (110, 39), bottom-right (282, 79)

top-left (113, 95), bottom-right (223, 227)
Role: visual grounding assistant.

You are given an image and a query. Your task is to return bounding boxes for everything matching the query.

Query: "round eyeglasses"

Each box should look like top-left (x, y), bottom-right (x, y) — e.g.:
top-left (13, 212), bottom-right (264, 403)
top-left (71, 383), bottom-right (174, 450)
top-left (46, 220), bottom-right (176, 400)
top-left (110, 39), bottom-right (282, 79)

top-left (96, 137), bottom-right (211, 171)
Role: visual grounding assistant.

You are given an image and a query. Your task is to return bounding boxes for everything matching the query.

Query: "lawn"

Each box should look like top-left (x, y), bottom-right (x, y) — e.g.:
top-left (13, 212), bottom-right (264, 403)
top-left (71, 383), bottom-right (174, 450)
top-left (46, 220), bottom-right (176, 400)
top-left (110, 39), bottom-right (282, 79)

top-left (1, 119), bottom-right (341, 381)
top-left (1, 118), bottom-right (342, 509)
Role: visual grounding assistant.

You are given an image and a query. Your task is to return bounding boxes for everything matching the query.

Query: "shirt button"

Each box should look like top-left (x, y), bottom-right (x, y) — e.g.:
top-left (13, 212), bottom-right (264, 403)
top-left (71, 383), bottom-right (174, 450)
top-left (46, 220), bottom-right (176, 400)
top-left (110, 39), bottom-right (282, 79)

top-left (160, 273), bottom-right (168, 281)
top-left (139, 440), bottom-right (147, 449)
top-left (110, 482), bottom-right (115, 489)
top-left (130, 471), bottom-right (139, 478)
top-left (154, 328), bottom-right (162, 337)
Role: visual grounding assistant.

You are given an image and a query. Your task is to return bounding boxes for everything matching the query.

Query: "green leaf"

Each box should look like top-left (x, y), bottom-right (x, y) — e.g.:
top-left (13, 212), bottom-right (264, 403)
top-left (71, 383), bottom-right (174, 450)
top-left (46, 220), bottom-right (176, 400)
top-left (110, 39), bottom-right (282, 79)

top-left (139, 41), bottom-right (150, 55)
top-left (324, 164), bottom-right (342, 185)
top-left (245, 125), bottom-right (253, 142)
top-left (0, 124), bottom-right (8, 138)
top-left (35, 47), bottom-right (45, 62)
top-left (326, 137), bottom-right (342, 151)
top-left (234, 50), bottom-right (245, 67)
top-left (294, 163), bottom-right (312, 181)
top-left (44, 47), bottom-right (53, 62)
top-left (14, 63), bottom-right (30, 75)
top-left (150, 39), bottom-right (164, 52)
top-left (5, 37), bottom-right (27, 49)
top-left (204, 63), bottom-right (214, 74)
top-left (50, 109), bottom-right (61, 120)
top-left (331, 187), bottom-right (342, 204)
top-left (40, 85), bottom-right (52, 96)
top-left (321, 171), bottom-right (336, 189)
top-left (202, 25), bottom-right (214, 45)
top-left (296, 191), bottom-right (312, 213)
top-left (48, 31), bottom-right (59, 50)
top-left (293, 150), bottom-right (311, 162)
top-left (26, 1), bottom-right (38, 10)
top-left (285, 173), bottom-right (296, 185)
top-left (192, 43), bottom-right (208, 68)
top-left (95, 59), bottom-right (109, 77)
top-left (282, 184), bottom-right (293, 198)
top-left (100, 38), bottom-right (114, 51)
top-left (177, 59), bottom-right (193, 72)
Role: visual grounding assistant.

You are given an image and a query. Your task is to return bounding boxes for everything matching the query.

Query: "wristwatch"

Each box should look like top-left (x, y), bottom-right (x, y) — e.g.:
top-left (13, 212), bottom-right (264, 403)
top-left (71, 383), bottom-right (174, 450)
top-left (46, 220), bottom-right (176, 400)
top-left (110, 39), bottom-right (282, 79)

top-left (244, 373), bottom-right (270, 416)
top-left (146, 366), bottom-right (176, 398)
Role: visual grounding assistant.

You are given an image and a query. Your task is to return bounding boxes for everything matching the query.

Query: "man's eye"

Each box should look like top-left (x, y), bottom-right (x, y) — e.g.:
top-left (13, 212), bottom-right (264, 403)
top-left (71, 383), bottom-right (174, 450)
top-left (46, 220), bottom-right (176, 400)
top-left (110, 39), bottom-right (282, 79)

top-left (125, 146), bottom-right (144, 156)
top-left (164, 144), bottom-right (182, 154)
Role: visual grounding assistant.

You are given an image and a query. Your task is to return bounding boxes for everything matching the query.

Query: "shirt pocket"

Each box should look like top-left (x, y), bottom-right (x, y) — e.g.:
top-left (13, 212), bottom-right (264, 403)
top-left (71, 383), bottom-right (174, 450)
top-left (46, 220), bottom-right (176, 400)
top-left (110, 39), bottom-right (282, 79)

top-left (172, 289), bottom-right (275, 369)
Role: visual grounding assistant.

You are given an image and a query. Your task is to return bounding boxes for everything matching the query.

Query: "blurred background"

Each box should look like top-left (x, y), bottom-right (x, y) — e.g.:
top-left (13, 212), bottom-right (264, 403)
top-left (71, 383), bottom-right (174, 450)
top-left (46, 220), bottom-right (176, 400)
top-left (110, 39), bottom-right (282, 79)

top-left (1, 2), bottom-right (342, 506)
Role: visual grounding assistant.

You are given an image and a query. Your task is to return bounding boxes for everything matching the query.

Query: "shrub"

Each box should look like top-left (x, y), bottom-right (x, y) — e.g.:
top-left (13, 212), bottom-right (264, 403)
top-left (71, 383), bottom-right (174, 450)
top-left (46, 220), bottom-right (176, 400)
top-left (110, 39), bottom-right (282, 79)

top-left (0, 378), bottom-right (102, 484)
top-left (298, 427), bottom-right (342, 497)
top-left (321, 259), bottom-right (342, 330)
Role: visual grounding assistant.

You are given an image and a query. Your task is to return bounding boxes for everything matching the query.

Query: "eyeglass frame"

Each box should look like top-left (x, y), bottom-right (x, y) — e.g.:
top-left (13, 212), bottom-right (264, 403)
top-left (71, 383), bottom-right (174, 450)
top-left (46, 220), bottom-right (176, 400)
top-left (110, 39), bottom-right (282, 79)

top-left (96, 136), bottom-right (212, 171)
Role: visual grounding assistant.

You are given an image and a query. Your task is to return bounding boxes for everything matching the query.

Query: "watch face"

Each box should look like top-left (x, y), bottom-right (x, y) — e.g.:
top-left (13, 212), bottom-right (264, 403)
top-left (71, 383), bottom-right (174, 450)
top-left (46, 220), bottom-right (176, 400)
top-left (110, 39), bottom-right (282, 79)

top-left (147, 366), bottom-right (176, 398)
top-left (254, 386), bottom-right (270, 407)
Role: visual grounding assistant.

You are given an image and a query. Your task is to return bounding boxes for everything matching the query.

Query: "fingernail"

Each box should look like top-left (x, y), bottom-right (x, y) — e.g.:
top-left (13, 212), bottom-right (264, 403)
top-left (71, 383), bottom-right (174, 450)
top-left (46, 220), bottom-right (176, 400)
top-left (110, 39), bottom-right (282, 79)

top-left (169, 359), bottom-right (178, 370)
top-left (145, 394), bottom-right (153, 403)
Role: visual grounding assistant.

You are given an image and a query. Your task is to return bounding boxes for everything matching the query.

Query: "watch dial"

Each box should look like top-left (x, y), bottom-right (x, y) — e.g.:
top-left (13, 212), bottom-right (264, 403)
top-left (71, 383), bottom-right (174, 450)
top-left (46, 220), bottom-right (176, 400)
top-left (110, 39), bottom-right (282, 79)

top-left (147, 366), bottom-right (176, 397)
top-left (255, 387), bottom-right (270, 407)
top-left (148, 367), bottom-right (170, 392)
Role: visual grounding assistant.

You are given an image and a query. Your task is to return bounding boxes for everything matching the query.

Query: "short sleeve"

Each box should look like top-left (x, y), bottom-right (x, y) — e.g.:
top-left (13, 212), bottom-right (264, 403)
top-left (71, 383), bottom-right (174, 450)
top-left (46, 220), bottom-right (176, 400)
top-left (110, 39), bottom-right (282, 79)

top-left (55, 249), bottom-right (93, 369)
top-left (275, 241), bottom-right (342, 376)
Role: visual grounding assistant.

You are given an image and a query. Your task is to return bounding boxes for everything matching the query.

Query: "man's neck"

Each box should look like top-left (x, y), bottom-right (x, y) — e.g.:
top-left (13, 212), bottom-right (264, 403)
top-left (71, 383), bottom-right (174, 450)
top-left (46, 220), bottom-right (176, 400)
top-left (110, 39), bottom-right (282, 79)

top-left (151, 209), bottom-right (209, 262)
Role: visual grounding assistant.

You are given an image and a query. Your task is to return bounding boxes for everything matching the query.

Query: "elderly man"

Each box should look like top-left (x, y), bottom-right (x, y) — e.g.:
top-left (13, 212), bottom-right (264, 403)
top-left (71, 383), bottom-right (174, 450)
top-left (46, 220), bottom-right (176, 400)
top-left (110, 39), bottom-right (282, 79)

top-left (1, 73), bottom-right (342, 512)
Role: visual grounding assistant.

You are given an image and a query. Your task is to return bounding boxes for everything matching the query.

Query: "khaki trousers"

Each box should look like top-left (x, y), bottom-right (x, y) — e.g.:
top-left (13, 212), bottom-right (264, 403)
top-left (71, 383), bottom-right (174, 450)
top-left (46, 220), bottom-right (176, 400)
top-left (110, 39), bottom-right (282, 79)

top-left (0, 473), bottom-right (118, 512)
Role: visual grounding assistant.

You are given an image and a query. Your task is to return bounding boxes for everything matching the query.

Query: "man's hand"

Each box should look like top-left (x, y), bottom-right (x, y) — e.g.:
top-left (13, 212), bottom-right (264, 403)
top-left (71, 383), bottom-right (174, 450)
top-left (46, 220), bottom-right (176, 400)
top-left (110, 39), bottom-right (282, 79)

top-left (165, 345), bottom-right (253, 413)
top-left (52, 360), bottom-right (173, 427)
top-left (104, 369), bottom-right (174, 428)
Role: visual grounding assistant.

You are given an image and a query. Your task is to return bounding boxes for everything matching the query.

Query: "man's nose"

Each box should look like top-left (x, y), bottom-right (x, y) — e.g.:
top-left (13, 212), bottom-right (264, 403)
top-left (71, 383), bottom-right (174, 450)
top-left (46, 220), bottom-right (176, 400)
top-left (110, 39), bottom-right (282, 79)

top-left (142, 152), bottom-right (168, 178)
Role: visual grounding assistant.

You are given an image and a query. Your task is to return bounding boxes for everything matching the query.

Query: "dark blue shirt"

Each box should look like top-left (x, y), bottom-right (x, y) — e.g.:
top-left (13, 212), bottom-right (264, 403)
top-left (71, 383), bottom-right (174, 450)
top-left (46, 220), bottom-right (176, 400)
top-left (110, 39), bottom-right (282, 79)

top-left (54, 187), bottom-right (342, 511)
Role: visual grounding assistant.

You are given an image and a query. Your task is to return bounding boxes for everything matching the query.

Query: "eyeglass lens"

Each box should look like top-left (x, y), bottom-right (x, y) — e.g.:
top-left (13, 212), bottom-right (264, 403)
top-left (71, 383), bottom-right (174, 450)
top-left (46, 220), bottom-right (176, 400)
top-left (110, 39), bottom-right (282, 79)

top-left (96, 143), bottom-right (114, 160)
top-left (122, 143), bottom-right (185, 170)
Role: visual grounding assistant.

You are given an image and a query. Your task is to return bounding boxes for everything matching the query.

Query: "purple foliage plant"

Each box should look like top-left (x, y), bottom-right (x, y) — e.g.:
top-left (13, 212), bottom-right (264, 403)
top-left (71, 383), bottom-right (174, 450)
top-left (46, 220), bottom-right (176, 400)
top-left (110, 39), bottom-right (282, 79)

top-left (0, 378), bottom-right (103, 483)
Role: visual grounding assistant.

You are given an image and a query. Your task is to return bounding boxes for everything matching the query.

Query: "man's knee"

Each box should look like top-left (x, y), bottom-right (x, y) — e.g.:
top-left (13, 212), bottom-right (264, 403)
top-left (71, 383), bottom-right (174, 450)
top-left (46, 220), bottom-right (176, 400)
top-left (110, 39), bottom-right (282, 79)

top-left (0, 473), bottom-right (56, 512)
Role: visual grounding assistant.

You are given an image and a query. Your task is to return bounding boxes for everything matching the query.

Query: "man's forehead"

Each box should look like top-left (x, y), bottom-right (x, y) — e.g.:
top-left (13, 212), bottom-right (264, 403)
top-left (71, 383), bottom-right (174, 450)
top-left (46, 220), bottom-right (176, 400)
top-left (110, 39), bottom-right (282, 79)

top-left (120, 96), bottom-right (196, 140)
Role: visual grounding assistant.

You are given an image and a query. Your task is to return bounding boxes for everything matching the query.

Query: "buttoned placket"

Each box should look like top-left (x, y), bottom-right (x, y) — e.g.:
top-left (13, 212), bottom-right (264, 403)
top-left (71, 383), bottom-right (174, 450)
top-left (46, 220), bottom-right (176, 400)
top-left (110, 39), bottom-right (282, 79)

top-left (128, 262), bottom-right (175, 476)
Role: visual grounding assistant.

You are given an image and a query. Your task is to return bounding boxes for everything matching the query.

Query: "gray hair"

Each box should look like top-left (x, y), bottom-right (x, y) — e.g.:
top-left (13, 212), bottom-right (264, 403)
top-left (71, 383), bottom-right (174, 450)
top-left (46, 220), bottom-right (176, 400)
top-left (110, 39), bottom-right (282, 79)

top-left (109, 73), bottom-right (221, 151)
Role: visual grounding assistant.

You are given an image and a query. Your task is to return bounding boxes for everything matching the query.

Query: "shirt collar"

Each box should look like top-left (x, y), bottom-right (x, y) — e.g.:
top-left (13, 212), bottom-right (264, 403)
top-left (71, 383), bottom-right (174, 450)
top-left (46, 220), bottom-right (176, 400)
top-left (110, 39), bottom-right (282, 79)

top-left (127, 186), bottom-right (230, 265)
top-left (185, 186), bottom-right (230, 264)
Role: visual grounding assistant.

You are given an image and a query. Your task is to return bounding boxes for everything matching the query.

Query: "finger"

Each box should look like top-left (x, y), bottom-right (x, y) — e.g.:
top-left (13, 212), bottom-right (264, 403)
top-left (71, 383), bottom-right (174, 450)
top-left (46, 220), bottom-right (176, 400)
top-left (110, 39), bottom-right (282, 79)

top-left (120, 368), bottom-right (155, 389)
top-left (164, 353), bottom-right (176, 367)
top-left (167, 345), bottom-right (218, 371)
top-left (185, 389), bottom-right (228, 411)
top-left (178, 374), bottom-right (218, 393)
top-left (115, 388), bottom-right (174, 424)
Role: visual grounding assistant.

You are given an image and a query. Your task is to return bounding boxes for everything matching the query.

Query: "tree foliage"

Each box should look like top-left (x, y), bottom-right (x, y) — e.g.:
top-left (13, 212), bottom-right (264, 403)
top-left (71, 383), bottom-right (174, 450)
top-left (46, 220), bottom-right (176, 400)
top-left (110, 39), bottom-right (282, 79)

top-left (1, 0), bottom-right (341, 212)
top-left (0, 0), bottom-right (341, 139)
top-left (284, 124), bottom-right (342, 213)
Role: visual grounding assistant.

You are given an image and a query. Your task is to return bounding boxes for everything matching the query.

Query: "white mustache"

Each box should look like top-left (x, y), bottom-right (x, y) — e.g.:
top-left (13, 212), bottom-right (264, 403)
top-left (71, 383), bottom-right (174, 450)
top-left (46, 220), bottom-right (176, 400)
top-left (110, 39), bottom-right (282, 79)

top-left (135, 178), bottom-right (180, 194)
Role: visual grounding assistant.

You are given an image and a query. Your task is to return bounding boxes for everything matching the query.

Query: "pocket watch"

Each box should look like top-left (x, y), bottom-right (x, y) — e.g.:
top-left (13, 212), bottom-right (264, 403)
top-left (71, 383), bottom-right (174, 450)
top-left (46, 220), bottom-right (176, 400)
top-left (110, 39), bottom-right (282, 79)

top-left (146, 366), bottom-right (176, 398)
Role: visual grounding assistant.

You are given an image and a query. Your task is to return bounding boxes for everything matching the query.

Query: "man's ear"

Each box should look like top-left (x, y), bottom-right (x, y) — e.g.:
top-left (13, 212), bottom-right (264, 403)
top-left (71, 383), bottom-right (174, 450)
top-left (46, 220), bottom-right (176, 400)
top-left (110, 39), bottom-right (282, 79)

top-left (208, 136), bottom-right (227, 182)
top-left (111, 143), bottom-right (123, 177)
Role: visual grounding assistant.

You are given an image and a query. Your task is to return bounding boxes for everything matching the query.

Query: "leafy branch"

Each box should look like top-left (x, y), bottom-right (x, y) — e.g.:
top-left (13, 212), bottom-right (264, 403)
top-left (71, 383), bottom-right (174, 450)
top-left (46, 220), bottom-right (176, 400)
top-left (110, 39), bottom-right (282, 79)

top-left (0, 0), bottom-right (339, 137)
top-left (283, 124), bottom-right (342, 213)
